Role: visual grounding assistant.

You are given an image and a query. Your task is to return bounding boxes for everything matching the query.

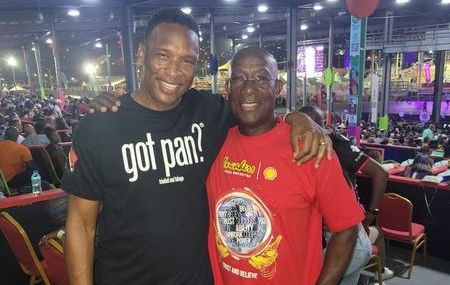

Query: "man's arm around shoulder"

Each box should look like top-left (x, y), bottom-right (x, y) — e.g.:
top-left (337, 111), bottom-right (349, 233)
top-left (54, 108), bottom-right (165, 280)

top-left (65, 194), bottom-right (100, 285)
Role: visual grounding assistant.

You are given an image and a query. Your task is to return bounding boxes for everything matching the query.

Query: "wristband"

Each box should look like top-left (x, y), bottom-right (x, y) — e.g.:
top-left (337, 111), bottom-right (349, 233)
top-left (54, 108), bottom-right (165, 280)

top-left (366, 208), bottom-right (380, 215)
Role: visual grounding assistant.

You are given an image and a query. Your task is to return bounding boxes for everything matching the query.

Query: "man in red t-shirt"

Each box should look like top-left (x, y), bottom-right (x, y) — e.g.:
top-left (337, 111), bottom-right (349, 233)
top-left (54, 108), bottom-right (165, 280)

top-left (206, 47), bottom-right (364, 285)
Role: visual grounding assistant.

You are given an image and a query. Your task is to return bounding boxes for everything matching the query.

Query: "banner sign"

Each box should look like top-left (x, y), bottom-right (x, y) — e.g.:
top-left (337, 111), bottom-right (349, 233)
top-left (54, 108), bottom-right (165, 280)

top-left (348, 16), bottom-right (361, 132)
top-left (370, 73), bottom-right (379, 124)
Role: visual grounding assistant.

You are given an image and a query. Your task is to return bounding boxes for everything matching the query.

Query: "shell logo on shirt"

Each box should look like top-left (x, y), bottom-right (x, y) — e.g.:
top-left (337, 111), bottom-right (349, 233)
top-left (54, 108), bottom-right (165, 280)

top-left (263, 167), bottom-right (277, 181)
top-left (215, 188), bottom-right (282, 279)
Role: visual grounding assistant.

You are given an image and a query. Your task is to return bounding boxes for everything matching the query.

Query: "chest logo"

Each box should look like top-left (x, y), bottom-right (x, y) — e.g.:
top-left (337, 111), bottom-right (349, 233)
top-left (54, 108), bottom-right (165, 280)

top-left (263, 167), bottom-right (277, 181)
top-left (223, 156), bottom-right (256, 175)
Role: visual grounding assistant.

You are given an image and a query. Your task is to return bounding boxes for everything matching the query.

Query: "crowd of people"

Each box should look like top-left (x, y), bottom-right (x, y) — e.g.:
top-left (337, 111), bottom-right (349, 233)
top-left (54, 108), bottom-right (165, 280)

top-left (359, 120), bottom-right (450, 152)
top-left (2, 7), bottom-right (447, 285)
top-left (0, 92), bottom-right (88, 192)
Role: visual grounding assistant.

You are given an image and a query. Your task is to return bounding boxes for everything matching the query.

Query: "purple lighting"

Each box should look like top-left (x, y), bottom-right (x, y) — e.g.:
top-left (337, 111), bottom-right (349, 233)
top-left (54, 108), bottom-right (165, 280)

top-left (344, 50), bottom-right (350, 69)
top-left (403, 52), bottom-right (417, 67)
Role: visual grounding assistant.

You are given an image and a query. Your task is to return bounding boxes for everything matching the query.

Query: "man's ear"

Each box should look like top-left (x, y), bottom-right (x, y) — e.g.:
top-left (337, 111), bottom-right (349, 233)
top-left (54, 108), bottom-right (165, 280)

top-left (224, 79), bottom-right (231, 99)
top-left (275, 79), bottom-right (284, 95)
top-left (137, 42), bottom-right (145, 67)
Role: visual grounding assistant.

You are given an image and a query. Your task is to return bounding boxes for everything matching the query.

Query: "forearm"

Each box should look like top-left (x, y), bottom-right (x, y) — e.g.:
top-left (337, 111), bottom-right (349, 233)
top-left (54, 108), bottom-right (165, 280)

top-left (369, 170), bottom-right (388, 210)
top-left (317, 226), bottom-right (358, 285)
top-left (284, 111), bottom-right (312, 126)
top-left (65, 196), bottom-right (99, 285)
top-left (65, 217), bottom-right (96, 285)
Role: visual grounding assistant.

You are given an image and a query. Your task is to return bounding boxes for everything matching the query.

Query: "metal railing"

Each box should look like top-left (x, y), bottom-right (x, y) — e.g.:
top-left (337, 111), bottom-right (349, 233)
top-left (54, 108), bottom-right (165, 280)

top-left (366, 23), bottom-right (450, 50)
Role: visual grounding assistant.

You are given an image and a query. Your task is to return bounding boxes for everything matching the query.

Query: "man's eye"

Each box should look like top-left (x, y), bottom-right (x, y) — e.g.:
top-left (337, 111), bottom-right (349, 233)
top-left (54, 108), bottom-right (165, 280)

top-left (231, 75), bottom-right (245, 82)
top-left (255, 75), bottom-right (270, 82)
top-left (157, 53), bottom-right (167, 59)
top-left (184, 58), bottom-right (196, 65)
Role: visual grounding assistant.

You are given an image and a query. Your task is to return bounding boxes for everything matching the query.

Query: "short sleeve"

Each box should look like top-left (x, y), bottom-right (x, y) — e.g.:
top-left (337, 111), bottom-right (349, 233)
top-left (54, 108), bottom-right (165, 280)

top-left (332, 134), bottom-right (369, 175)
top-left (21, 146), bottom-right (33, 162)
top-left (61, 116), bottom-right (103, 201)
top-left (314, 153), bottom-right (364, 233)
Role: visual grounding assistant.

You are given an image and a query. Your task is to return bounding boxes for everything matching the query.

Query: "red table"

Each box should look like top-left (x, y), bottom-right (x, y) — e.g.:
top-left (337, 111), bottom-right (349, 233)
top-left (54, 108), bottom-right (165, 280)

top-left (0, 189), bottom-right (66, 210)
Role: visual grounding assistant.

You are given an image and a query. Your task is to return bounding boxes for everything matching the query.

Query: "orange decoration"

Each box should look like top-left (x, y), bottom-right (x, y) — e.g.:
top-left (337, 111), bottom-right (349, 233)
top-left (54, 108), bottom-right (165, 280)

top-left (345, 0), bottom-right (380, 19)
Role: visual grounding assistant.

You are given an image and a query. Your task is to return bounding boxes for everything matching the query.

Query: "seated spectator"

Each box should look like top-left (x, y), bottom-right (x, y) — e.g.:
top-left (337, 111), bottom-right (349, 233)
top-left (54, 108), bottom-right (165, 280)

top-left (34, 119), bottom-right (47, 133)
top-left (22, 124), bottom-right (50, 146)
top-left (8, 119), bottom-right (25, 143)
top-left (55, 117), bottom-right (71, 142)
top-left (0, 127), bottom-right (36, 189)
top-left (55, 117), bottom-right (69, 130)
top-left (367, 150), bottom-right (383, 163)
top-left (437, 135), bottom-right (446, 149)
top-left (422, 123), bottom-right (435, 140)
top-left (428, 140), bottom-right (439, 150)
top-left (405, 153), bottom-right (434, 179)
top-left (43, 127), bottom-right (67, 179)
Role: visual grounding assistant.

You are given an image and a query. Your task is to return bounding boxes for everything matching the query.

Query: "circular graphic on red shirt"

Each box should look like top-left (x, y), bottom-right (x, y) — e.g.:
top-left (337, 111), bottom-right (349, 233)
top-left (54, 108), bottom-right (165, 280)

top-left (215, 188), bottom-right (272, 259)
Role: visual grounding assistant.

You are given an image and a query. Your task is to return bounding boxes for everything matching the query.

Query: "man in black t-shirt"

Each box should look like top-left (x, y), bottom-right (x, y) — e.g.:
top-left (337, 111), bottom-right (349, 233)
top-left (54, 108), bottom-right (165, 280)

top-left (62, 9), bottom-right (332, 285)
top-left (299, 105), bottom-right (394, 283)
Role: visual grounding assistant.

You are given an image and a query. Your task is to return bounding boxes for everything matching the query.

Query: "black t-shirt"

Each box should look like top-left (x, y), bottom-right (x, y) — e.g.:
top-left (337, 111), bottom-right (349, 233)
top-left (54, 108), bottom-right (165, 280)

top-left (330, 132), bottom-right (369, 187)
top-left (62, 90), bottom-right (232, 285)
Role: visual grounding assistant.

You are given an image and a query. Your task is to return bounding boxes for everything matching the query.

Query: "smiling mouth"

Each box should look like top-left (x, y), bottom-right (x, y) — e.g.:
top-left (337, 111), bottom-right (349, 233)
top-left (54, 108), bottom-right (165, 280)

top-left (160, 81), bottom-right (180, 91)
top-left (240, 102), bottom-right (259, 111)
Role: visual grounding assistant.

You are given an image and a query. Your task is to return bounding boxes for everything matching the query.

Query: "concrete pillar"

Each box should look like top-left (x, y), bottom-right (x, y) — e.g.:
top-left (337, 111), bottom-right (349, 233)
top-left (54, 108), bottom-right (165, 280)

top-left (432, 50), bottom-right (446, 123)
top-left (286, 6), bottom-right (298, 112)
top-left (120, 5), bottom-right (138, 93)
top-left (209, 12), bottom-right (218, 93)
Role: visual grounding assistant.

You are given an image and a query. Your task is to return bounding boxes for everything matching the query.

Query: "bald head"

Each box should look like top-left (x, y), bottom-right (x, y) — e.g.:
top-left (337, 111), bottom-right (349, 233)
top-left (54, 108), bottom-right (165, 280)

top-left (231, 46), bottom-right (278, 75)
top-left (298, 105), bottom-right (325, 127)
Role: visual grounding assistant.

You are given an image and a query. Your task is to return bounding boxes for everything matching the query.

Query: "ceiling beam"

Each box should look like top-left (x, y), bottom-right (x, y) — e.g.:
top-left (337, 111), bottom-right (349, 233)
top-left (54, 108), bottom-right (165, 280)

top-left (0, 0), bottom-right (124, 9)
top-left (0, 20), bottom-right (120, 35)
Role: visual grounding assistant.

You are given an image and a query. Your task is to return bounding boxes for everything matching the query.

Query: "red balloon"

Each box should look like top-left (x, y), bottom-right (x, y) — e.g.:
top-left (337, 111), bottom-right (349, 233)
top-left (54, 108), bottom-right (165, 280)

top-left (346, 0), bottom-right (380, 19)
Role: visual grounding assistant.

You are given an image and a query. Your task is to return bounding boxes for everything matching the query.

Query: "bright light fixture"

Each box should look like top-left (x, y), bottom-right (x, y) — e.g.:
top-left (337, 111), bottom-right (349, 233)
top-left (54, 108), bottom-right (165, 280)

top-left (31, 47), bottom-right (36, 51)
top-left (84, 62), bottom-right (96, 75)
top-left (396, 0), bottom-right (410, 4)
top-left (241, 34), bottom-right (249, 40)
top-left (67, 9), bottom-right (80, 17)
top-left (327, 0), bottom-right (338, 2)
top-left (7, 57), bottom-right (17, 67)
top-left (246, 26), bottom-right (256, 33)
top-left (181, 7), bottom-right (192, 14)
top-left (313, 4), bottom-right (323, 11)
top-left (46, 38), bottom-right (53, 44)
top-left (95, 42), bottom-right (103, 48)
top-left (257, 4), bottom-right (269, 13)
top-left (442, 0), bottom-right (450, 4)
top-left (199, 36), bottom-right (204, 42)
top-left (300, 24), bottom-right (308, 31)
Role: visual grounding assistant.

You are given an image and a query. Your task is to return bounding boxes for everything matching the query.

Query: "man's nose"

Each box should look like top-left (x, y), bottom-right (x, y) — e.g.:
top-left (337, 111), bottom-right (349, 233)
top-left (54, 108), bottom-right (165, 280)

top-left (165, 60), bottom-right (182, 78)
top-left (241, 80), bottom-right (258, 94)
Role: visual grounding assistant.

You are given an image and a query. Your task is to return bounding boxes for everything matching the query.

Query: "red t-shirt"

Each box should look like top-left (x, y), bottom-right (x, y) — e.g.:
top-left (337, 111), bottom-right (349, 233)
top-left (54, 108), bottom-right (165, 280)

top-left (206, 121), bottom-right (364, 285)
